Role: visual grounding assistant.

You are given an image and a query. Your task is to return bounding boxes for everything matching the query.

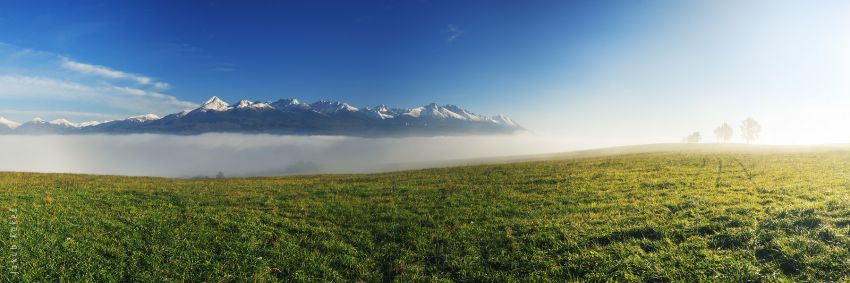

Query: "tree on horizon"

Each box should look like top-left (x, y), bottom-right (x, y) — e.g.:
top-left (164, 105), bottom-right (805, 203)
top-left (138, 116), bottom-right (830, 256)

top-left (740, 117), bottom-right (761, 144)
top-left (683, 132), bottom-right (702, 143)
top-left (714, 123), bottom-right (733, 143)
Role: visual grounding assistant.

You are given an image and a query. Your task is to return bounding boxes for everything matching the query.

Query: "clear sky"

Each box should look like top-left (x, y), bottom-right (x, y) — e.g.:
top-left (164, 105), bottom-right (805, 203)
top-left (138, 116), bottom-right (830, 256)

top-left (1, 0), bottom-right (850, 147)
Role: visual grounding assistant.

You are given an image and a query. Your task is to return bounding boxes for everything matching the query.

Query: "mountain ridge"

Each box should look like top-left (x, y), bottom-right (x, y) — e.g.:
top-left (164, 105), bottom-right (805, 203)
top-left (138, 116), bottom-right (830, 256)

top-left (0, 97), bottom-right (523, 136)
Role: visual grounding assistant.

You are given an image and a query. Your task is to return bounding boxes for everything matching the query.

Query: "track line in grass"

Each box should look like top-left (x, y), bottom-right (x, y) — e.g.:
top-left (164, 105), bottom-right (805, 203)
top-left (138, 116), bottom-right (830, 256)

top-left (732, 157), bottom-right (754, 183)
top-left (715, 158), bottom-right (724, 188)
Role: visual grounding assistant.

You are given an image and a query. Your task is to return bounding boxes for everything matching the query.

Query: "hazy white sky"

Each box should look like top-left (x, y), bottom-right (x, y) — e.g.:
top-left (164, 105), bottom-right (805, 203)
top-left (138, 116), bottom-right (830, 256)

top-left (518, 0), bottom-right (850, 145)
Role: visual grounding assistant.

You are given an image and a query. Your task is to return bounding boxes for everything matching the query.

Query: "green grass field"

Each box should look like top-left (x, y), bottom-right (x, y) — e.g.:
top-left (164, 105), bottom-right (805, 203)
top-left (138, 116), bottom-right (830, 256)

top-left (3, 147), bottom-right (850, 281)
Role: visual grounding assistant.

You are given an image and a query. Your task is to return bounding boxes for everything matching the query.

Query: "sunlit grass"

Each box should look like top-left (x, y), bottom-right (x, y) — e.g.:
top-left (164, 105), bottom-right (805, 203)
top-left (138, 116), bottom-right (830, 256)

top-left (2, 149), bottom-right (850, 281)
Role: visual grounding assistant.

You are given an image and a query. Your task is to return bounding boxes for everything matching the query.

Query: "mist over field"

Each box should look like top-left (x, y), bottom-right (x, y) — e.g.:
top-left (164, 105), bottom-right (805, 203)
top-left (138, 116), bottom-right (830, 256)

top-left (0, 133), bottom-right (570, 177)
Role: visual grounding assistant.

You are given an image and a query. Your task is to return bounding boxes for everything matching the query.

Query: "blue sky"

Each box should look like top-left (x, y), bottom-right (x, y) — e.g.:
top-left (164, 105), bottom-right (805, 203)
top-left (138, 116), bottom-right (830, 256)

top-left (2, 1), bottom-right (850, 146)
top-left (0, 1), bottom-right (646, 117)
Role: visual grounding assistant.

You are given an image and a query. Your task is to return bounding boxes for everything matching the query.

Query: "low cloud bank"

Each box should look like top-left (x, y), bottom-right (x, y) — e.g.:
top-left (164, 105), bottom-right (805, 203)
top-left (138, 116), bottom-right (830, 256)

top-left (0, 133), bottom-right (571, 177)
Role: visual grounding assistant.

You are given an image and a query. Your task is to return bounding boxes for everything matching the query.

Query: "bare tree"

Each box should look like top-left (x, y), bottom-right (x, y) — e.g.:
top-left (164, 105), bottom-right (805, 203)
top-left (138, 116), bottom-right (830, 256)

top-left (683, 132), bottom-right (702, 143)
top-left (713, 123), bottom-right (733, 143)
top-left (740, 117), bottom-right (761, 144)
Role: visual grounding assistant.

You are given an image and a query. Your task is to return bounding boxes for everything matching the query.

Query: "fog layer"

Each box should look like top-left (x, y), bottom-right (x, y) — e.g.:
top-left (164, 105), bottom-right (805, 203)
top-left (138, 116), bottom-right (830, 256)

top-left (0, 133), bottom-right (570, 177)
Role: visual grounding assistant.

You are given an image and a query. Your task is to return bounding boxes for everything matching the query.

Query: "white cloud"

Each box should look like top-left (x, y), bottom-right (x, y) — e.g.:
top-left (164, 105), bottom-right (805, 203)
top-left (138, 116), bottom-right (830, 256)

top-left (445, 24), bottom-right (464, 42)
top-left (153, 82), bottom-right (170, 89)
top-left (133, 76), bottom-right (152, 85)
top-left (0, 109), bottom-right (120, 120)
top-left (0, 43), bottom-right (197, 121)
top-left (61, 58), bottom-right (125, 79)
top-left (60, 57), bottom-right (167, 88)
top-left (0, 75), bottom-right (198, 118)
top-left (0, 76), bottom-right (93, 98)
top-left (109, 86), bottom-right (198, 108)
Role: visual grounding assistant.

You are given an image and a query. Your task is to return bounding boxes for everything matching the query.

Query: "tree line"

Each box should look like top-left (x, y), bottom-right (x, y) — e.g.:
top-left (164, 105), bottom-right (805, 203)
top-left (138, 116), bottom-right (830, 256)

top-left (682, 117), bottom-right (760, 144)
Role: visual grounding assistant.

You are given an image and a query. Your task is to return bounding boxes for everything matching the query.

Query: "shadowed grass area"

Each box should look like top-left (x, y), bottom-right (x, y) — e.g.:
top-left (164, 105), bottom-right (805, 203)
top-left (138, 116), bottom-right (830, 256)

top-left (2, 149), bottom-right (850, 281)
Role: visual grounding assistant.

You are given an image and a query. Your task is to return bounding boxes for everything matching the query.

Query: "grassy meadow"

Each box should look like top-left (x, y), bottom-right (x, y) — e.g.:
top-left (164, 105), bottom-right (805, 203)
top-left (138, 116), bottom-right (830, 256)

top-left (3, 146), bottom-right (850, 281)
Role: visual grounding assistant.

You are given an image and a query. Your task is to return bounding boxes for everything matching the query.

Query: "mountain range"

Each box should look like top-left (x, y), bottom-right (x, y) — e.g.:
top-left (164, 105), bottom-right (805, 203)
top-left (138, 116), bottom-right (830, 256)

top-left (0, 97), bottom-right (522, 136)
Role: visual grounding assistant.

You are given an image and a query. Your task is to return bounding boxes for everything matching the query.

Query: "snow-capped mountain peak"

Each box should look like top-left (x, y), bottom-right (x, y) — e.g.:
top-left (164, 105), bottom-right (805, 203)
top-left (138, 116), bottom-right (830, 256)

top-left (197, 96), bottom-right (230, 112)
top-left (0, 117), bottom-right (21, 129)
top-left (127, 114), bottom-right (161, 122)
top-left (235, 99), bottom-right (253, 108)
top-left (310, 100), bottom-right (358, 114)
top-left (402, 107), bottom-right (423, 118)
top-left (364, 104), bottom-right (397, 119)
top-left (444, 105), bottom-right (487, 122)
top-left (403, 103), bottom-right (465, 120)
top-left (235, 100), bottom-right (272, 110)
top-left (79, 121), bottom-right (102, 127)
top-left (271, 98), bottom-right (301, 109)
top-left (490, 114), bottom-right (518, 127)
top-left (434, 105), bottom-right (466, 120)
top-left (249, 102), bottom-right (272, 109)
top-left (49, 119), bottom-right (79, 128)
